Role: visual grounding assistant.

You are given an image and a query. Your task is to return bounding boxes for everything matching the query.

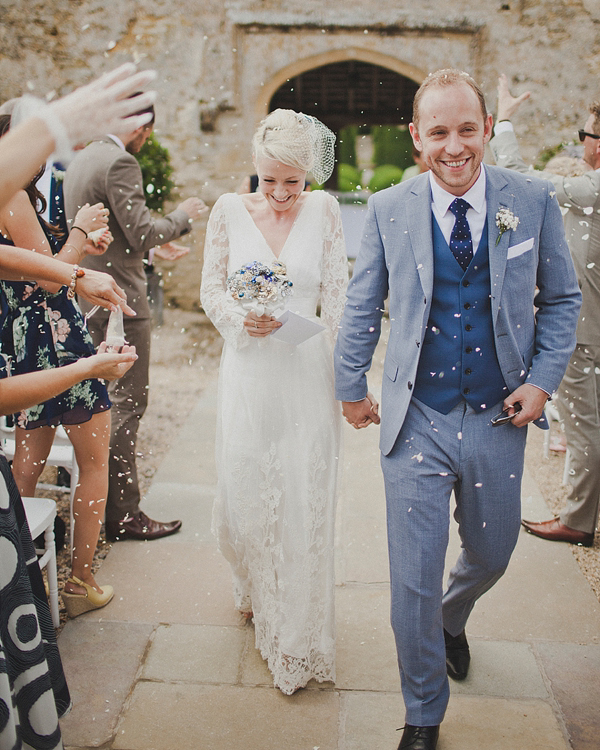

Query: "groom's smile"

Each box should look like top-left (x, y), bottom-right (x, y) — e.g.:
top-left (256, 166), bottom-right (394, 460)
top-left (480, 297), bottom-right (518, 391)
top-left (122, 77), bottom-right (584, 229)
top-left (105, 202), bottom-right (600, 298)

top-left (409, 81), bottom-right (493, 197)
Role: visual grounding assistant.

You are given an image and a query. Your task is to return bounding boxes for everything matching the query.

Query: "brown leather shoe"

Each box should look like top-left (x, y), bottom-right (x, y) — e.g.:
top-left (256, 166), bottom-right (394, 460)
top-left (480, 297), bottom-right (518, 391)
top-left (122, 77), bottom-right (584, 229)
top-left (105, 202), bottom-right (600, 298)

top-left (521, 517), bottom-right (594, 547)
top-left (105, 511), bottom-right (182, 541)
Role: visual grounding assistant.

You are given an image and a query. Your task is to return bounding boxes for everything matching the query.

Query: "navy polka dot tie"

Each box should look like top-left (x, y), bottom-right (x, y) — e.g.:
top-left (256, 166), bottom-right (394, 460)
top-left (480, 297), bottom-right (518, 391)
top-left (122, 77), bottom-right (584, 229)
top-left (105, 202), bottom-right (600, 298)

top-left (449, 198), bottom-right (473, 272)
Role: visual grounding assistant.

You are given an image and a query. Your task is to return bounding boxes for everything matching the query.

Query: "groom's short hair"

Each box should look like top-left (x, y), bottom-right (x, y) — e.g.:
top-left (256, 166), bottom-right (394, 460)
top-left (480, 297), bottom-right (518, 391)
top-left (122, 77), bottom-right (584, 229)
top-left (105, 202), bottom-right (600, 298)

top-left (412, 69), bottom-right (487, 130)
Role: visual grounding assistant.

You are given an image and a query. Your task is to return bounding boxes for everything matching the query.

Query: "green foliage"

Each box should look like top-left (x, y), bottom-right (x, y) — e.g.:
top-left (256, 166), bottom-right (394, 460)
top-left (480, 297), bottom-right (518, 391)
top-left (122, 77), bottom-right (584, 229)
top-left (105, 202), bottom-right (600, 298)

top-left (135, 133), bottom-right (176, 213)
top-left (535, 142), bottom-right (566, 170)
top-left (368, 164), bottom-right (404, 193)
top-left (338, 125), bottom-right (358, 167)
top-left (337, 163), bottom-right (363, 192)
top-left (372, 125), bottom-right (414, 170)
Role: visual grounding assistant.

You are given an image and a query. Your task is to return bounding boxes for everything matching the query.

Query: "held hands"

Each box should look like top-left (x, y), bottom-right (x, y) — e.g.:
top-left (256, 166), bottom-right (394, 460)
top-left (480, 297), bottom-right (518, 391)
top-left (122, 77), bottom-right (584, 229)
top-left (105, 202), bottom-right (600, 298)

top-left (177, 197), bottom-right (209, 221)
top-left (87, 343), bottom-right (138, 381)
top-left (503, 383), bottom-right (548, 427)
top-left (244, 310), bottom-right (282, 338)
top-left (497, 73), bottom-right (531, 122)
top-left (342, 392), bottom-right (380, 429)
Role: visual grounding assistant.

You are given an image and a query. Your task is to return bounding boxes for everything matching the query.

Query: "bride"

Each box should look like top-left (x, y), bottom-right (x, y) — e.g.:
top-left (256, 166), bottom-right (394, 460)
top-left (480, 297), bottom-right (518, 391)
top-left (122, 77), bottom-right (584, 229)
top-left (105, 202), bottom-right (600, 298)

top-left (201, 109), bottom-right (348, 694)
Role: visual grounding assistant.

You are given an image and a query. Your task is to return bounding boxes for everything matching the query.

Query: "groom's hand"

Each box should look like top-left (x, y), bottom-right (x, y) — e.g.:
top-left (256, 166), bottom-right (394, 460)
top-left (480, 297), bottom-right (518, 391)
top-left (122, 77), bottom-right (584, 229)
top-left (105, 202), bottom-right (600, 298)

top-left (503, 383), bottom-right (548, 427)
top-left (342, 392), bottom-right (380, 429)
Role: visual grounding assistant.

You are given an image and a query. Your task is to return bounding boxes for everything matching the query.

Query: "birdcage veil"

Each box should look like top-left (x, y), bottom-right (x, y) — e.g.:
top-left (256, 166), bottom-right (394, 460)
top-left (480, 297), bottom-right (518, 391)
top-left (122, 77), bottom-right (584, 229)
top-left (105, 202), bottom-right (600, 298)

top-left (253, 109), bottom-right (336, 185)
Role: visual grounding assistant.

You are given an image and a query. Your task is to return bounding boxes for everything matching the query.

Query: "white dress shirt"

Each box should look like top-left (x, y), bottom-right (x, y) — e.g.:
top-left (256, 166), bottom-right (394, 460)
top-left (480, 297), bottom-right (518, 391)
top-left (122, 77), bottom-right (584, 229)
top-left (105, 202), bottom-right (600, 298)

top-left (429, 167), bottom-right (487, 249)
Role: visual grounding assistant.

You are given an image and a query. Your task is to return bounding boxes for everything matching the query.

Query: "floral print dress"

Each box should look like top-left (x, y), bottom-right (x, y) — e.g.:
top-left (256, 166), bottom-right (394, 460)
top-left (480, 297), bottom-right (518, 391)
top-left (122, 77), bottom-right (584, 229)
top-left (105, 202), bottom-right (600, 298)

top-left (0, 225), bottom-right (110, 428)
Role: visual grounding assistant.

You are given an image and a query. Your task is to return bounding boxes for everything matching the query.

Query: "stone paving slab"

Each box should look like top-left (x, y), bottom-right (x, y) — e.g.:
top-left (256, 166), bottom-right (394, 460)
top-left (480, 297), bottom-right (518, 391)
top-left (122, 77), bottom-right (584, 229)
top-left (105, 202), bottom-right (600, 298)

top-left (142, 623), bottom-right (248, 685)
top-left (112, 683), bottom-right (340, 750)
top-left (58, 620), bottom-right (154, 748)
top-left (448, 639), bottom-right (548, 699)
top-left (335, 585), bottom-right (400, 692)
top-left (140, 482), bottom-right (216, 544)
top-left (95, 541), bottom-right (239, 627)
top-left (536, 642), bottom-right (600, 750)
top-left (342, 692), bottom-right (569, 750)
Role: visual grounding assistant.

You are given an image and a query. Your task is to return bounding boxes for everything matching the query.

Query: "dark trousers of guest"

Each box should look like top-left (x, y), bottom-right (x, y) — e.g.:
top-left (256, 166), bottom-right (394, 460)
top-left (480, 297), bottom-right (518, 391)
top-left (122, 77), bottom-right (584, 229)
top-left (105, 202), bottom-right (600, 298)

top-left (88, 316), bottom-right (151, 522)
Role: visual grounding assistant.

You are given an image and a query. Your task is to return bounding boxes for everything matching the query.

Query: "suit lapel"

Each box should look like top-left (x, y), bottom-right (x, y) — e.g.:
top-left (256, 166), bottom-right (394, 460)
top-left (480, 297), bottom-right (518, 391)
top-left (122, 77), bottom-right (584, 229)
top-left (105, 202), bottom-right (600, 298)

top-left (405, 176), bottom-right (434, 299)
top-left (485, 166), bottom-right (513, 324)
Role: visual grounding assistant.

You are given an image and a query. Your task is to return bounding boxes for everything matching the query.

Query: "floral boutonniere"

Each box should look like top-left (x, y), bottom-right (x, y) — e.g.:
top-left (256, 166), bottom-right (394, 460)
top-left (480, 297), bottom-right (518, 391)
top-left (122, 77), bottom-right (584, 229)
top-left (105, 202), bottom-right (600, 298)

top-left (51, 166), bottom-right (65, 183)
top-left (495, 207), bottom-right (519, 246)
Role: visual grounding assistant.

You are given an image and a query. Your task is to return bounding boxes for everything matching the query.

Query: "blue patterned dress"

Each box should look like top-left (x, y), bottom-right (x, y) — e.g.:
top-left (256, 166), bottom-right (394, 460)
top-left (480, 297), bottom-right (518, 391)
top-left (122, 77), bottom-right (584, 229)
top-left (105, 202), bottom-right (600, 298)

top-left (0, 225), bottom-right (110, 428)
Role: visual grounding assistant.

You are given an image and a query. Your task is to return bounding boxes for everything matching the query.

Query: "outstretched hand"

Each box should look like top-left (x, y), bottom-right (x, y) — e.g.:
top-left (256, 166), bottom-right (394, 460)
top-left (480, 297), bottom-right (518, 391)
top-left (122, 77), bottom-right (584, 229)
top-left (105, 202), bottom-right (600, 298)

top-left (497, 73), bottom-right (531, 122)
top-left (153, 242), bottom-right (190, 261)
top-left (342, 392), bottom-right (380, 429)
top-left (87, 343), bottom-right (138, 381)
top-left (76, 268), bottom-right (135, 316)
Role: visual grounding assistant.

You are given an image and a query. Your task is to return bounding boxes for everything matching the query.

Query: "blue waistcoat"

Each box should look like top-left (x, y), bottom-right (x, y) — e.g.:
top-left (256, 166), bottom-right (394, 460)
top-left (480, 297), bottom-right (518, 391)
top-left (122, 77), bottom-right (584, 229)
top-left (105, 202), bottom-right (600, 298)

top-left (413, 217), bottom-right (508, 414)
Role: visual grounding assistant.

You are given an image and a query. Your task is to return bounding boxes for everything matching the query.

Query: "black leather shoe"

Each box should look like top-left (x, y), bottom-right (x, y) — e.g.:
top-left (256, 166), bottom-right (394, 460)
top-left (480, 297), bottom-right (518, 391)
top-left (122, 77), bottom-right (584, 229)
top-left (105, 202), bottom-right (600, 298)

top-left (397, 724), bottom-right (439, 749)
top-left (105, 511), bottom-right (182, 541)
top-left (444, 628), bottom-right (470, 680)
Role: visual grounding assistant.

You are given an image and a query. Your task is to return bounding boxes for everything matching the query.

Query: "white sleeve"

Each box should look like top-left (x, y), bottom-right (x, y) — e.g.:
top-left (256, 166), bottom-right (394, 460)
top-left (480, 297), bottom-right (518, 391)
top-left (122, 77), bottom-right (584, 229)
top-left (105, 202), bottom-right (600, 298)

top-left (200, 196), bottom-right (249, 350)
top-left (320, 193), bottom-right (349, 342)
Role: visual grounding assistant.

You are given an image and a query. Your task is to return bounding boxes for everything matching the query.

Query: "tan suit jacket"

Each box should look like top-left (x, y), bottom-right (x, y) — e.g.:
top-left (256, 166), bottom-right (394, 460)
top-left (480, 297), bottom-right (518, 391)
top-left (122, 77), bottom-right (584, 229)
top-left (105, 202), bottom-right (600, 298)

top-left (63, 136), bottom-right (191, 321)
top-left (491, 130), bottom-right (600, 346)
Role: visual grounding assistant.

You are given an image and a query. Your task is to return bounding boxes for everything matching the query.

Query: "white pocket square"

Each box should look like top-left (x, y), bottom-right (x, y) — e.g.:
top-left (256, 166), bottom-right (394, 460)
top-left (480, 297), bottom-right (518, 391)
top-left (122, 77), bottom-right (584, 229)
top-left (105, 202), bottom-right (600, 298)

top-left (507, 238), bottom-right (534, 260)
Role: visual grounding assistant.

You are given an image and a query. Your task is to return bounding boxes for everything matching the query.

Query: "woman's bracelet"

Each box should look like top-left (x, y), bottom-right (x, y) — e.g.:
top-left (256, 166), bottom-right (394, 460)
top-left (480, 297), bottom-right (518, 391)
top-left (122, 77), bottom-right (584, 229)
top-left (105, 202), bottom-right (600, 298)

top-left (71, 225), bottom-right (88, 239)
top-left (67, 264), bottom-right (85, 300)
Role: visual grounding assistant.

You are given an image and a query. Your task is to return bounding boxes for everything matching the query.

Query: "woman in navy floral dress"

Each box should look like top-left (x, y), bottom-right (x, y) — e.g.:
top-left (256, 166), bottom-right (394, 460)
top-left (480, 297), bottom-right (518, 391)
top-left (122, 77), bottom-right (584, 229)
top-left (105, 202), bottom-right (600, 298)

top-left (0, 114), bottom-right (117, 617)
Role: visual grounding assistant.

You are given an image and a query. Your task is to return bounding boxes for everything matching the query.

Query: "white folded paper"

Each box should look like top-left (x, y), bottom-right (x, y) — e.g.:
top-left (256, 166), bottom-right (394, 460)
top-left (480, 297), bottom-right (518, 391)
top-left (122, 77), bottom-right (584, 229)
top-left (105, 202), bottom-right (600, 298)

top-left (270, 310), bottom-right (325, 346)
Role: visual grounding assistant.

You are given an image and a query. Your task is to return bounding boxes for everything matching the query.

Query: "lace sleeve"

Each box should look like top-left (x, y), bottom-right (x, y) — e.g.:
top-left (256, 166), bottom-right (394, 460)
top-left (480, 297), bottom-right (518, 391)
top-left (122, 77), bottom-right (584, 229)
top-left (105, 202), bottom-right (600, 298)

top-left (200, 195), bottom-right (249, 350)
top-left (320, 193), bottom-right (349, 342)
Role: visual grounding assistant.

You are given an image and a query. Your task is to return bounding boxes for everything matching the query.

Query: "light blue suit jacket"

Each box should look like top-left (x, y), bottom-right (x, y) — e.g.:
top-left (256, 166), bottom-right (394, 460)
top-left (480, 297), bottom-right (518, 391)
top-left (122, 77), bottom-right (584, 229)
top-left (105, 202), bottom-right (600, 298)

top-left (334, 165), bottom-right (582, 456)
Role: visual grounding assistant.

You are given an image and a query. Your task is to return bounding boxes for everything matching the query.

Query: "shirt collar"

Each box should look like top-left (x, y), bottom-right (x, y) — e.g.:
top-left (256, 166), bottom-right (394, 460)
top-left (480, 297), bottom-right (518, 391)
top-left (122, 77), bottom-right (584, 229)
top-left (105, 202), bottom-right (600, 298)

top-left (107, 134), bottom-right (126, 151)
top-left (429, 165), bottom-right (487, 216)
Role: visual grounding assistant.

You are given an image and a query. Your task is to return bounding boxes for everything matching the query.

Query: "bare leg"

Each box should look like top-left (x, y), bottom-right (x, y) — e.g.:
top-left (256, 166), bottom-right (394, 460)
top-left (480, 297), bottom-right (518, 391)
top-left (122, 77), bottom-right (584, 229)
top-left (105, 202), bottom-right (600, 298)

top-left (11, 425), bottom-right (56, 498)
top-left (63, 410), bottom-right (111, 595)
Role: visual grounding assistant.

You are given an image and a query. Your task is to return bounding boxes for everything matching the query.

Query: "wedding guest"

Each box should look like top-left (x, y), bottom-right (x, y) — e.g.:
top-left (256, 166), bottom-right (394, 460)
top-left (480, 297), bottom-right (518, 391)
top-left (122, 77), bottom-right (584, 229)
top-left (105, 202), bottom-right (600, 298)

top-left (201, 109), bottom-right (347, 694)
top-left (64, 100), bottom-right (207, 541)
top-left (0, 62), bottom-right (146, 750)
top-left (0, 114), bottom-right (120, 618)
top-left (334, 69), bottom-right (580, 749)
top-left (491, 74), bottom-right (600, 547)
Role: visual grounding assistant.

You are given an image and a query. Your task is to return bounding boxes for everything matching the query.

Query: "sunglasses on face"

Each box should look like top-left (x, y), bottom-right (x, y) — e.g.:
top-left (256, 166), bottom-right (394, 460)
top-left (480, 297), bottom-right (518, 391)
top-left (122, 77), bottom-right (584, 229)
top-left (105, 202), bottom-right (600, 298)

top-left (578, 129), bottom-right (600, 142)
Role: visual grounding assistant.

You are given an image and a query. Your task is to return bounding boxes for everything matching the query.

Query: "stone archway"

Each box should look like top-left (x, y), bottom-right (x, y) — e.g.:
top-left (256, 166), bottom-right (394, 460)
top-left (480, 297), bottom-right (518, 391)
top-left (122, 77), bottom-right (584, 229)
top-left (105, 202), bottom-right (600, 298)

top-left (254, 48), bottom-right (426, 126)
top-left (269, 59), bottom-right (420, 129)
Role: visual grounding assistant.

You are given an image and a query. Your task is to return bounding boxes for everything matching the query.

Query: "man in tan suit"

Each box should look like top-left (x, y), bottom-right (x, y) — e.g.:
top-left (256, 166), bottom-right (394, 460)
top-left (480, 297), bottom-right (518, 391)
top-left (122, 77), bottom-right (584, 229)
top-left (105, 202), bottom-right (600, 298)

top-left (491, 74), bottom-right (600, 547)
top-left (64, 104), bottom-right (207, 541)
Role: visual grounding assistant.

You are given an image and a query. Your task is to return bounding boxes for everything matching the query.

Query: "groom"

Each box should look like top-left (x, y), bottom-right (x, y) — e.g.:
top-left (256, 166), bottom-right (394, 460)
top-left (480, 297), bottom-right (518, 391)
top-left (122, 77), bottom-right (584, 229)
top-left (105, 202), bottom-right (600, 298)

top-left (334, 69), bottom-right (581, 749)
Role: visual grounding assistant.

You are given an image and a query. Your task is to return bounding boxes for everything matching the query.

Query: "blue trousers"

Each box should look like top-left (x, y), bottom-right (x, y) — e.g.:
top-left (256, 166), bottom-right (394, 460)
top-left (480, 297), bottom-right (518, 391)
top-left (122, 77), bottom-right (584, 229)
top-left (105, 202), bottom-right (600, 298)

top-left (381, 397), bottom-right (527, 726)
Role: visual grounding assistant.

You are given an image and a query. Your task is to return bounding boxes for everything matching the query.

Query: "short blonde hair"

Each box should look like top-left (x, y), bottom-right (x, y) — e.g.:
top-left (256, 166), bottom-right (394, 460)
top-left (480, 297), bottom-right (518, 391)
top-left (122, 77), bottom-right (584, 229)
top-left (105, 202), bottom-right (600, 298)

top-left (412, 69), bottom-right (487, 130)
top-left (252, 109), bottom-right (314, 173)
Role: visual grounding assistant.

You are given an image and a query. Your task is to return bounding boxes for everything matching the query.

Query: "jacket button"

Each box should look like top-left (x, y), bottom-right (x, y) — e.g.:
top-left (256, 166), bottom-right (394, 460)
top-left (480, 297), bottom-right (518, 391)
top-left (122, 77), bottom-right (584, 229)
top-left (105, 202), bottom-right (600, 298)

top-left (463, 387), bottom-right (470, 395)
top-left (462, 280), bottom-right (470, 287)
top-left (464, 302), bottom-right (471, 310)
top-left (465, 324), bottom-right (472, 331)
top-left (465, 346), bottom-right (473, 353)
top-left (408, 381), bottom-right (413, 390)
top-left (465, 368), bottom-right (472, 375)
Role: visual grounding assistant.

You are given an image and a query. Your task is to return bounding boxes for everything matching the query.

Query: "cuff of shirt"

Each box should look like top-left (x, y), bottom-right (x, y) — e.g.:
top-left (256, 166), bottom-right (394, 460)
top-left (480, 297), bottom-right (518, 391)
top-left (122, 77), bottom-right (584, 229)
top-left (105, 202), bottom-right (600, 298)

top-left (494, 120), bottom-right (514, 136)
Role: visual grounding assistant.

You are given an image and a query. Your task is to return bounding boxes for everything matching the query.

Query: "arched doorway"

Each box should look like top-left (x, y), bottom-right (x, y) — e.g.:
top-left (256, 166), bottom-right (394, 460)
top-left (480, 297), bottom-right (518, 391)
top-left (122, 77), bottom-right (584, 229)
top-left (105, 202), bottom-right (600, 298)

top-left (269, 59), bottom-right (419, 129)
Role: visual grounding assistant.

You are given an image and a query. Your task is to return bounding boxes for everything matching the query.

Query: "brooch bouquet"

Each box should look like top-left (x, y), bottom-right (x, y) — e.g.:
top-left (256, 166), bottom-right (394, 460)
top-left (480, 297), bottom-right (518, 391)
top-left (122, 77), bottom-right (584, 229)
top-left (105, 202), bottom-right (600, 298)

top-left (495, 208), bottom-right (519, 246)
top-left (227, 260), bottom-right (293, 316)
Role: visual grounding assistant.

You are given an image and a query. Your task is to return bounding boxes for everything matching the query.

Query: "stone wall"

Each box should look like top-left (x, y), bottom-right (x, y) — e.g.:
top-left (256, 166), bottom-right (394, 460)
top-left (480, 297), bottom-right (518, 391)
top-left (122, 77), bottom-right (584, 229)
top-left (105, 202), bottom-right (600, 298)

top-left (1, 0), bottom-right (599, 308)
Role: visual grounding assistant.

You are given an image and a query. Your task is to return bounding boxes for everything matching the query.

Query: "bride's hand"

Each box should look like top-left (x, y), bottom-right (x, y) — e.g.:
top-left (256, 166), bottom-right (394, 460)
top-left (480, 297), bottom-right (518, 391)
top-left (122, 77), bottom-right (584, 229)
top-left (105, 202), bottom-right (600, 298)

top-left (244, 311), bottom-right (282, 337)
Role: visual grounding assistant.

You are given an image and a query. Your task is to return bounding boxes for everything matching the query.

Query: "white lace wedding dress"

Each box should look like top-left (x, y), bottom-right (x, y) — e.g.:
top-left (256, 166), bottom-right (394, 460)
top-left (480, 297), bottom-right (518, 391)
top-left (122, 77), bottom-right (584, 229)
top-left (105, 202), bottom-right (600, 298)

top-left (200, 190), bottom-right (348, 694)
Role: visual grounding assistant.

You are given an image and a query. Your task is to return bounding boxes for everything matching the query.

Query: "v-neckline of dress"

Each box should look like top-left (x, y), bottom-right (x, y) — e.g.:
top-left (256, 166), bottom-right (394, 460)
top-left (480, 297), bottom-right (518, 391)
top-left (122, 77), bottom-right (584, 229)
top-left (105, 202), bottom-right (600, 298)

top-left (237, 193), bottom-right (310, 261)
